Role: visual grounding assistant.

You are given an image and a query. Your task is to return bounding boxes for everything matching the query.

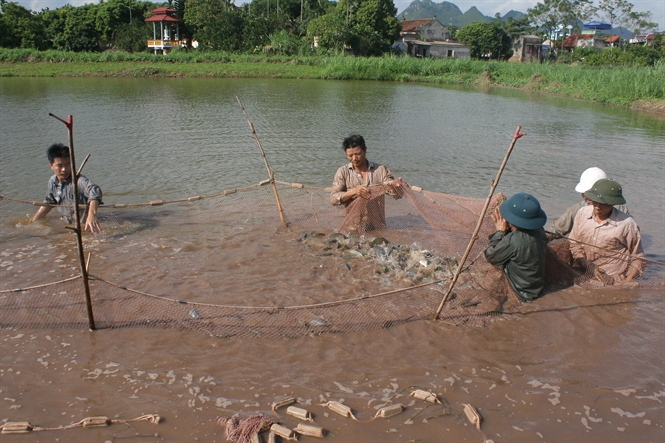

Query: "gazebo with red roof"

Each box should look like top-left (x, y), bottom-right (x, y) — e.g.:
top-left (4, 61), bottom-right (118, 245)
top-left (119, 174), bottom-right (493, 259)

top-left (145, 7), bottom-right (184, 54)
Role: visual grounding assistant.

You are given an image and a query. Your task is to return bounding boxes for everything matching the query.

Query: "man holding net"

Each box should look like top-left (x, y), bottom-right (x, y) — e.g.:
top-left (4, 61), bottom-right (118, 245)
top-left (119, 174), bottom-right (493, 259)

top-left (569, 179), bottom-right (644, 284)
top-left (485, 193), bottom-right (548, 302)
top-left (548, 167), bottom-right (628, 240)
top-left (31, 143), bottom-right (103, 234)
top-left (330, 135), bottom-right (402, 232)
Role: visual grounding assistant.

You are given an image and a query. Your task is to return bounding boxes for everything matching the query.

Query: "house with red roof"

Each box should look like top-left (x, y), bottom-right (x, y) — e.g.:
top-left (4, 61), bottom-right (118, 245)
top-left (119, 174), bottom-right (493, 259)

top-left (400, 18), bottom-right (451, 42)
top-left (394, 17), bottom-right (470, 59)
top-left (604, 35), bottom-right (621, 47)
top-left (629, 34), bottom-right (655, 46)
top-left (563, 33), bottom-right (605, 51)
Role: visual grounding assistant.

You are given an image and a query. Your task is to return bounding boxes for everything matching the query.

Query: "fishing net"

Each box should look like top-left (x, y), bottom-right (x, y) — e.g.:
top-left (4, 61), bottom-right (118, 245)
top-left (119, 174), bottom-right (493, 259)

top-left (0, 180), bottom-right (662, 338)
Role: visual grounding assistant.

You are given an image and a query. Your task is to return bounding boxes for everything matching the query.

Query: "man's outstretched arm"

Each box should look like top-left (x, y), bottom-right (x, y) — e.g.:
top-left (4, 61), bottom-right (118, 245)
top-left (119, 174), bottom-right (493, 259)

top-left (32, 205), bottom-right (53, 222)
top-left (84, 200), bottom-right (102, 234)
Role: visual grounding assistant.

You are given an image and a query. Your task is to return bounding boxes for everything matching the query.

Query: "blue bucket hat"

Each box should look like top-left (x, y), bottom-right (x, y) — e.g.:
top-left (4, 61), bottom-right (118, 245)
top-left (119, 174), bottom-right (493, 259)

top-left (499, 193), bottom-right (547, 230)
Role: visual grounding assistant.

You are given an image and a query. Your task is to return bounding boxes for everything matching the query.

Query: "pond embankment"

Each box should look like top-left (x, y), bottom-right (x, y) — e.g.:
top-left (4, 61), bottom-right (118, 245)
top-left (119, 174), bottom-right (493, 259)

top-left (1, 49), bottom-right (664, 115)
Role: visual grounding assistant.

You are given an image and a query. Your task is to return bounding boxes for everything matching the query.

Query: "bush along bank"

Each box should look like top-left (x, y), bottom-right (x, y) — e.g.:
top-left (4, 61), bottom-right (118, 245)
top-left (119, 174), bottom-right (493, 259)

top-left (1, 49), bottom-right (663, 111)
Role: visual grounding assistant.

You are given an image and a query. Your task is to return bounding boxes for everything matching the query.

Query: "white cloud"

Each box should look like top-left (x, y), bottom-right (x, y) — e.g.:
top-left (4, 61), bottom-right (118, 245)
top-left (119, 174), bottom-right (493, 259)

top-left (12, 0), bottom-right (664, 31)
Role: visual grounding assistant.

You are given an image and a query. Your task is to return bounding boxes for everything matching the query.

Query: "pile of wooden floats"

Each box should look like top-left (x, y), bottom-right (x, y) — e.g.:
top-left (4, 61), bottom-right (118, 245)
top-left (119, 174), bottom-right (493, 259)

top-left (262, 389), bottom-right (484, 442)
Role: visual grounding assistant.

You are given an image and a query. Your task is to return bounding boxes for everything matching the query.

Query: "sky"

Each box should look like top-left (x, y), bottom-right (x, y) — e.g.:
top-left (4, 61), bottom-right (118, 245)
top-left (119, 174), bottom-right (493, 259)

top-left (14, 0), bottom-right (665, 31)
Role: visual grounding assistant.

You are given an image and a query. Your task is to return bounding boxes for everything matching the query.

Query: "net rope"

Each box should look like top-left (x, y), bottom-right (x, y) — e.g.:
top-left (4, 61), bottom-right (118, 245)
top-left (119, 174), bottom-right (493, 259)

top-left (1, 180), bottom-right (662, 337)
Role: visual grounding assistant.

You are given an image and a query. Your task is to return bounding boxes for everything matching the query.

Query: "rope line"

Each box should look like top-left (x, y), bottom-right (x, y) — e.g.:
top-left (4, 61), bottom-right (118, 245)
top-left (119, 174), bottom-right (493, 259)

top-left (0, 181), bottom-right (394, 210)
top-left (90, 275), bottom-right (445, 310)
top-left (0, 182), bottom-right (264, 209)
top-left (0, 414), bottom-right (160, 434)
top-left (0, 276), bottom-right (81, 294)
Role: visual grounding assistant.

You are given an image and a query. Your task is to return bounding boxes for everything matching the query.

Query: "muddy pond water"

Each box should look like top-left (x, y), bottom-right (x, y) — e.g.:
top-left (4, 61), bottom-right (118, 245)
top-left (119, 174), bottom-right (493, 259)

top-left (0, 77), bottom-right (664, 442)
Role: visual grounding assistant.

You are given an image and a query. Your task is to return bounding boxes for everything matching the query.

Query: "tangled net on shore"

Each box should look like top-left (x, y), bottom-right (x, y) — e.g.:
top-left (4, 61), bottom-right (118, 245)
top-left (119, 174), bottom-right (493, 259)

top-left (216, 415), bottom-right (277, 443)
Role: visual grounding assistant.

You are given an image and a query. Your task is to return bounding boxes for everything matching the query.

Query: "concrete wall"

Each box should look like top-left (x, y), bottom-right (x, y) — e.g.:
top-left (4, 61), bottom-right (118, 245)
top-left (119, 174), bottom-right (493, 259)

top-left (416, 43), bottom-right (470, 59)
top-left (511, 35), bottom-right (543, 62)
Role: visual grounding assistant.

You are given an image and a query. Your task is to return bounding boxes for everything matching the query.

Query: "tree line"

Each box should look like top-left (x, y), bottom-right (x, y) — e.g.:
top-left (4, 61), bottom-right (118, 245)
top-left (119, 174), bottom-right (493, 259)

top-left (0, 0), bottom-right (400, 55)
top-left (0, 0), bottom-right (661, 60)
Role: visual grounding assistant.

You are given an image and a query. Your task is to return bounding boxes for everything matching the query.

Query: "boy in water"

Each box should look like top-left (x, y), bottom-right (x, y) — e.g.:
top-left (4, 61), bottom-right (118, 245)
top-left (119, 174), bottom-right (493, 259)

top-left (32, 143), bottom-right (103, 234)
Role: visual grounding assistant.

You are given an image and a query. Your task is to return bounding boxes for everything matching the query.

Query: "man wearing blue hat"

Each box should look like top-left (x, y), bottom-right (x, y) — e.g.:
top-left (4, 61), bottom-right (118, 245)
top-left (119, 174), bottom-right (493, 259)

top-left (485, 193), bottom-right (548, 302)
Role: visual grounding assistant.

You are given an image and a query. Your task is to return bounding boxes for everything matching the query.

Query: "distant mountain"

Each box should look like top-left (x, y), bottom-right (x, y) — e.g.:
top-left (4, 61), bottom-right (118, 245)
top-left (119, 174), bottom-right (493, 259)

top-left (613, 28), bottom-right (633, 39)
top-left (398, 0), bottom-right (465, 26)
top-left (502, 10), bottom-right (526, 21)
top-left (461, 6), bottom-right (490, 24)
top-left (399, 1), bottom-right (525, 28)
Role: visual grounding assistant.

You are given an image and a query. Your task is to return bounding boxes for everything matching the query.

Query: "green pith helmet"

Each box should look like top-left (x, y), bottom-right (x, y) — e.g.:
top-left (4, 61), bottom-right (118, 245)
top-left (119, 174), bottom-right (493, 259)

top-left (499, 193), bottom-right (547, 230)
top-left (586, 179), bottom-right (626, 205)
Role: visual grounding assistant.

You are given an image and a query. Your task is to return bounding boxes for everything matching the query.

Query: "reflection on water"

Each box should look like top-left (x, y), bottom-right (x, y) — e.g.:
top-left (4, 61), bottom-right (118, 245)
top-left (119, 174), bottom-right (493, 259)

top-left (0, 78), bottom-right (663, 443)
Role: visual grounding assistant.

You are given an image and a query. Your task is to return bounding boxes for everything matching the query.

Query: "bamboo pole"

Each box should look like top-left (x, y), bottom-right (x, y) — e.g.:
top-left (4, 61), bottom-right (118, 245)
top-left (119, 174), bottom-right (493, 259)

top-left (235, 96), bottom-right (287, 226)
top-left (49, 113), bottom-right (96, 331)
top-left (433, 126), bottom-right (526, 320)
top-left (77, 154), bottom-right (91, 175)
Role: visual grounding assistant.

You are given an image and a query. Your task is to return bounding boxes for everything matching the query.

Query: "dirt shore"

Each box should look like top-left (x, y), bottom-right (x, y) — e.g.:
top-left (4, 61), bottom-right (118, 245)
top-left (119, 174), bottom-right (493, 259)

top-left (629, 99), bottom-right (665, 115)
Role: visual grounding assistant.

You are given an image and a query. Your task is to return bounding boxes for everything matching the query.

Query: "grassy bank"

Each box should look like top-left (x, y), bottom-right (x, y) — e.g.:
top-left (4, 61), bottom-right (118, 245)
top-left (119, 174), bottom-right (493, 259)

top-left (1, 49), bottom-right (664, 113)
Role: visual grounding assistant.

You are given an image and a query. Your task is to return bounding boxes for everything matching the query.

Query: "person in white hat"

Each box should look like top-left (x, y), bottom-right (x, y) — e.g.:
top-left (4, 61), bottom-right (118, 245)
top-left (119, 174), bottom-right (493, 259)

top-left (548, 167), bottom-right (628, 239)
top-left (569, 179), bottom-right (644, 283)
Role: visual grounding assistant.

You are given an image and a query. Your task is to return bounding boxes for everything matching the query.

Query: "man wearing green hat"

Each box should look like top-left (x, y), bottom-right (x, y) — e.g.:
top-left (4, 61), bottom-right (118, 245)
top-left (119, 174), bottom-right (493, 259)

top-left (548, 167), bottom-right (628, 240)
top-left (485, 193), bottom-right (548, 302)
top-left (569, 179), bottom-right (644, 283)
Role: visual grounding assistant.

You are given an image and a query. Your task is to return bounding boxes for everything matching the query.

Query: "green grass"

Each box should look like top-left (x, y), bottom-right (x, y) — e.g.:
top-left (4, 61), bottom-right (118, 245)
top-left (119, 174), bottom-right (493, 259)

top-left (1, 48), bottom-right (663, 110)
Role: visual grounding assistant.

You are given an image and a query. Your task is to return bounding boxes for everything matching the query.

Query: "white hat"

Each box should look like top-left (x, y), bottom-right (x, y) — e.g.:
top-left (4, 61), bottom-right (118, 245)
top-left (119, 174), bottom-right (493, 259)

top-left (575, 167), bottom-right (607, 193)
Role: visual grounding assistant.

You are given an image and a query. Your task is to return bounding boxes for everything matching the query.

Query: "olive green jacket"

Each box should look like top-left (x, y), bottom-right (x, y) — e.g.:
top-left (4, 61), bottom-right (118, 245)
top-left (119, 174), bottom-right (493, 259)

top-left (485, 228), bottom-right (547, 302)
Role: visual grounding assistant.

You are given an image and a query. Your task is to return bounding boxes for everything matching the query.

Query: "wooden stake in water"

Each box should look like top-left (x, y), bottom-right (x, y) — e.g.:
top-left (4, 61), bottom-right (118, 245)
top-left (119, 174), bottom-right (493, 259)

top-left (235, 96), bottom-right (287, 226)
top-left (49, 113), bottom-right (96, 331)
top-left (433, 126), bottom-right (526, 320)
top-left (77, 154), bottom-right (91, 175)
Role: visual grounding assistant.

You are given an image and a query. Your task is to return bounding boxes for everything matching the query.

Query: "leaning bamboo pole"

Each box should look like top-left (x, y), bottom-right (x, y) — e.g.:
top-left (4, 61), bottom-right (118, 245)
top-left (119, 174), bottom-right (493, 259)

top-left (235, 96), bottom-right (287, 226)
top-left (433, 126), bottom-right (526, 320)
top-left (77, 153), bottom-right (91, 175)
top-left (49, 113), bottom-right (96, 331)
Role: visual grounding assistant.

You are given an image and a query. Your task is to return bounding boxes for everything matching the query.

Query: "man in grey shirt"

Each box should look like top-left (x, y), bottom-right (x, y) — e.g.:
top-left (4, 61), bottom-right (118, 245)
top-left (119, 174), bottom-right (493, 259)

top-left (32, 143), bottom-right (103, 234)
